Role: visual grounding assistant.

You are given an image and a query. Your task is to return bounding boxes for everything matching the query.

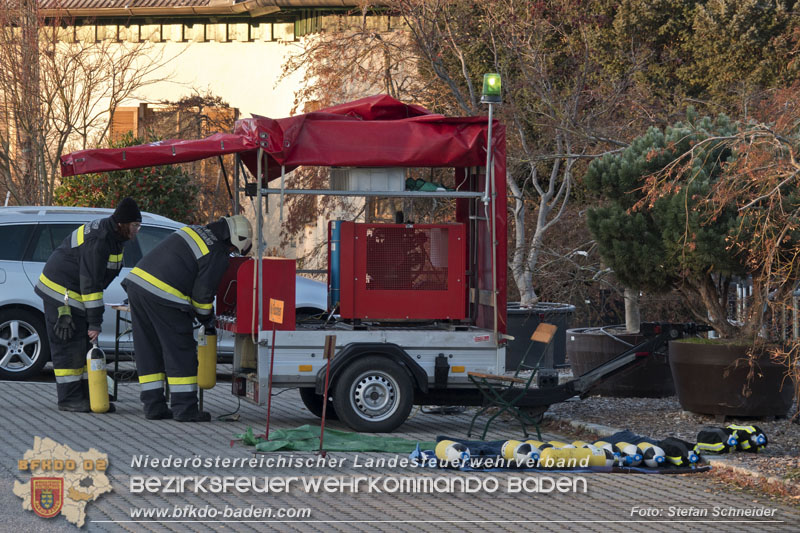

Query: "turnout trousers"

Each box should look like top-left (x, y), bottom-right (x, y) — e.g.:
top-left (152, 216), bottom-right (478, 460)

top-left (44, 302), bottom-right (90, 409)
top-left (127, 283), bottom-right (200, 420)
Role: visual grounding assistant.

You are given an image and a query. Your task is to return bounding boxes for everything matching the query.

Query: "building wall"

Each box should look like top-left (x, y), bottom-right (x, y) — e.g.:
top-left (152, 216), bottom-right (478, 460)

top-left (61, 13), bottom-right (393, 261)
top-left (67, 20), bottom-right (303, 119)
top-left (65, 19), bottom-right (310, 254)
top-left (141, 39), bottom-right (303, 119)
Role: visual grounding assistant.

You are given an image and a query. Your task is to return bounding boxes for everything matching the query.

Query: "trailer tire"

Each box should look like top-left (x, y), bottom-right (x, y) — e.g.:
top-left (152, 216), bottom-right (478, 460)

top-left (299, 387), bottom-right (338, 420)
top-left (333, 356), bottom-right (413, 433)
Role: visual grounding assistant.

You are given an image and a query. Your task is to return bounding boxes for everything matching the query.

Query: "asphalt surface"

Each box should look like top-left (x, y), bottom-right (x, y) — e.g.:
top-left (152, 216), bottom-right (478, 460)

top-left (2, 372), bottom-right (799, 532)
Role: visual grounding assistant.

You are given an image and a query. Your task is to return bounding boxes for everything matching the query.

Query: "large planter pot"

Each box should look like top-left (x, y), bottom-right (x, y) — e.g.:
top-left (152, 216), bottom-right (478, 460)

top-left (669, 340), bottom-right (795, 418)
top-left (566, 327), bottom-right (675, 398)
top-left (506, 303), bottom-right (575, 369)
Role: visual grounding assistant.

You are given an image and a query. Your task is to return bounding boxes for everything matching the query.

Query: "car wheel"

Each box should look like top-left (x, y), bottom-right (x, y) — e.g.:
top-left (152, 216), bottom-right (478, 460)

top-left (299, 387), bottom-right (338, 420)
top-left (0, 309), bottom-right (50, 380)
top-left (332, 356), bottom-right (413, 433)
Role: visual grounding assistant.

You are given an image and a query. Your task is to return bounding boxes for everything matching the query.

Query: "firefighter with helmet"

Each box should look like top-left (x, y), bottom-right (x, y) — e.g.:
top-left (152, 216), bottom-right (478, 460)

top-left (122, 215), bottom-right (253, 421)
top-left (35, 197), bottom-right (142, 412)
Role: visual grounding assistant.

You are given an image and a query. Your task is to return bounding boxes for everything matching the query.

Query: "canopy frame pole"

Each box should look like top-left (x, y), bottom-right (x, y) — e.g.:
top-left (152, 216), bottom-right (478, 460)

top-left (482, 104), bottom-right (499, 342)
top-left (233, 154), bottom-right (240, 214)
top-left (490, 153), bottom-right (498, 343)
top-left (216, 155), bottom-right (234, 208)
top-left (279, 165), bottom-right (286, 222)
top-left (256, 148), bottom-right (266, 337)
top-left (482, 103), bottom-right (494, 205)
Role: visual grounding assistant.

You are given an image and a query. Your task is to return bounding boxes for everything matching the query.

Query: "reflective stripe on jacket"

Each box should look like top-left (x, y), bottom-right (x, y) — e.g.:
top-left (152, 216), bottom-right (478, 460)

top-left (122, 223), bottom-right (230, 319)
top-left (35, 217), bottom-right (126, 328)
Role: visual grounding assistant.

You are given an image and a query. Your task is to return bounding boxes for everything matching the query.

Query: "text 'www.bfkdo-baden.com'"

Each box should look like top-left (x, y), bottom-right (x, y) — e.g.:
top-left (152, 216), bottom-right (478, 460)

top-left (129, 505), bottom-right (312, 520)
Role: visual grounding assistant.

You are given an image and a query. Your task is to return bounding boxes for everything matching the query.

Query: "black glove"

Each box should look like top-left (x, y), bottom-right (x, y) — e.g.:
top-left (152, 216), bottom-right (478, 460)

top-left (54, 305), bottom-right (75, 341)
top-left (201, 318), bottom-right (217, 336)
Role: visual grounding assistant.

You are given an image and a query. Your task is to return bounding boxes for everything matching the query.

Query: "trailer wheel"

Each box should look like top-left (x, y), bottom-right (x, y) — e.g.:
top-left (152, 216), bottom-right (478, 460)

top-left (333, 356), bottom-right (413, 433)
top-left (298, 387), bottom-right (338, 420)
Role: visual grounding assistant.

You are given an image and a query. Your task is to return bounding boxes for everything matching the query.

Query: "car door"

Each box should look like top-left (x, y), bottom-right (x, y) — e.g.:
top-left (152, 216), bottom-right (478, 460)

top-left (0, 223), bottom-right (49, 379)
top-left (0, 223), bottom-right (38, 298)
top-left (21, 222), bottom-right (81, 294)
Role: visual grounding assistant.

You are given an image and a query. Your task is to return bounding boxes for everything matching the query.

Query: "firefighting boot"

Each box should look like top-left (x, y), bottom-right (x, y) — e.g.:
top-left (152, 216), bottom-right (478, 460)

top-left (142, 388), bottom-right (172, 419)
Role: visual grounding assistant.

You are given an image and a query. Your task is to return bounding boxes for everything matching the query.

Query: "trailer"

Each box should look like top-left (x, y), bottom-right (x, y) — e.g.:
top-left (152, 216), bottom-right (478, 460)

top-left (61, 96), bottom-right (511, 432)
top-left (61, 95), bottom-right (703, 433)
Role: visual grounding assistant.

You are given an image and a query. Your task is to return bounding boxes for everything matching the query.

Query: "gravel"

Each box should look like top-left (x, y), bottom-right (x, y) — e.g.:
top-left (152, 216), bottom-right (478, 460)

top-left (546, 395), bottom-right (800, 491)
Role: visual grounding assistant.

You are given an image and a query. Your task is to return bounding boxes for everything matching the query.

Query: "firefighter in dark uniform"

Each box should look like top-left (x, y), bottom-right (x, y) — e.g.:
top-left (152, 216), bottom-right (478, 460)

top-left (122, 215), bottom-right (252, 421)
top-left (35, 198), bottom-right (142, 412)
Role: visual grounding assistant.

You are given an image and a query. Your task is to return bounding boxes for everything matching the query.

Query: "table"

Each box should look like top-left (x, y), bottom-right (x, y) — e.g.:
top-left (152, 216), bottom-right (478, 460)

top-left (110, 304), bottom-right (131, 401)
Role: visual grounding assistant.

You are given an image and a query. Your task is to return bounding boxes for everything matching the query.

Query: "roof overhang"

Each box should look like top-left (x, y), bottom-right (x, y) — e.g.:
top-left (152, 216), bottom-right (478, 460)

top-left (38, 0), bottom-right (358, 19)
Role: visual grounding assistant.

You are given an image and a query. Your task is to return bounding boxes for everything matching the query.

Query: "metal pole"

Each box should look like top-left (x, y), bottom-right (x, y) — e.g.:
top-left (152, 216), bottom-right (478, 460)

top-left (482, 104), bottom-right (494, 205)
top-left (490, 155), bottom-right (498, 342)
top-left (482, 103), bottom-right (499, 341)
top-left (233, 154), bottom-right (240, 214)
top-left (319, 335), bottom-right (336, 458)
top-left (256, 149), bottom-right (265, 337)
top-left (264, 322), bottom-right (277, 440)
top-left (279, 165), bottom-right (286, 222)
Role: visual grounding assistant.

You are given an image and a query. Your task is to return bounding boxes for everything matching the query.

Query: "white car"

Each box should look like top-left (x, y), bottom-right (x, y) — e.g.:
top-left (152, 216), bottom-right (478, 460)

top-left (0, 206), bottom-right (327, 380)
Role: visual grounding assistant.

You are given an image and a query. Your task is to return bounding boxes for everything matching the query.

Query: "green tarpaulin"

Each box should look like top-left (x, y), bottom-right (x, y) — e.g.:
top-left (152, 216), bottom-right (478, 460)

top-left (235, 425), bottom-right (435, 453)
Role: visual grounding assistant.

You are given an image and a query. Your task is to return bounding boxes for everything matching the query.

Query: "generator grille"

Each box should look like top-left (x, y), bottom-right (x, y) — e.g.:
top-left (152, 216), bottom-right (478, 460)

top-left (364, 226), bottom-right (449, 291)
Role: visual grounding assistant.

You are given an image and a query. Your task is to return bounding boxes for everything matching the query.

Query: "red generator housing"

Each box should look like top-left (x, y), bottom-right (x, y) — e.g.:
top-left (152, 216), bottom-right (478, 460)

top-left (216, 257), bottom-right (296, 333)
top-left (336, 222), bottom-right (466, 321)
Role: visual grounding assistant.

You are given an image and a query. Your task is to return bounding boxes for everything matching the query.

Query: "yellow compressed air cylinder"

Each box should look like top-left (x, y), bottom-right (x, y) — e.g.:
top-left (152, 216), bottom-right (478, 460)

top-left (197, 331), bottom-right (217, 390)
top-left (615, 442), bottom-right (643, 466)
top-left (538, 446), bottom-right (608, 468)
top-left (501, 440), bottom-right (535, 465)
top-left (524, 440), bottom-right (551, 462)
top-left (547, 440), bottom-right (575, 449)
top-left (435, 440), bottom-right (470, 463)
top-left (87, 345), bottom-right (109, 413)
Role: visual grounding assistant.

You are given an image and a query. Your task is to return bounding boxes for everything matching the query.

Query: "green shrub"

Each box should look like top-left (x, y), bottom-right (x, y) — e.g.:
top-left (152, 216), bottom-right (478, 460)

top-left (55, 133), bottom-right (200, 223)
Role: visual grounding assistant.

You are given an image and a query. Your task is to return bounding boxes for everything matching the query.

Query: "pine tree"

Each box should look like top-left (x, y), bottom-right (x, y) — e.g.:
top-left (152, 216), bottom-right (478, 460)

top-left (584, 111), bottom-right (746, 334)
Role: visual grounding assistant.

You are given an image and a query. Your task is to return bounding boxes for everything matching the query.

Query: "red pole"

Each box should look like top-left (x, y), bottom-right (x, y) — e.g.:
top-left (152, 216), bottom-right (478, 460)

top-left (319, 335), bottom-right (336, 457)
top-left (264, 322), bottom-right (277, 440)
top-left (319, 358), bottom-right (332, 457)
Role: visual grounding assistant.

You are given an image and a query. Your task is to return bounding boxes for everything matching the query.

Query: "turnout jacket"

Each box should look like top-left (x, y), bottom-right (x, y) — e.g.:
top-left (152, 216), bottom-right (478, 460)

top-left (35, 216), bottom-right (126, 331)
top-left (122, 221), bottom-right (230, 322)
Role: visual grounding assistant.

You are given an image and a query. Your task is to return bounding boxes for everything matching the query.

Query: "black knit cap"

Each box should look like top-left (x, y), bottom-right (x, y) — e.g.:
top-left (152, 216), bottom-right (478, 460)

top-left (112, 197), bottom-right (142, 224)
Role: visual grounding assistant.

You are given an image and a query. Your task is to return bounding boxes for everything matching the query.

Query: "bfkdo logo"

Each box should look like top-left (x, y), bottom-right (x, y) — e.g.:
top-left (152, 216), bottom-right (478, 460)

top-left (31, 478), bottom-right (64, 518)
top-left (14, 437), bottom-right (112, 528)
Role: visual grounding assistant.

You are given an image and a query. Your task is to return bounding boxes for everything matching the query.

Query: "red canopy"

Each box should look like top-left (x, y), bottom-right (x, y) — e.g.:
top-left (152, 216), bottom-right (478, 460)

top-left (60, 95), bottom-right (502, 180)
top-left (59, 95), bottom-right (508, 333)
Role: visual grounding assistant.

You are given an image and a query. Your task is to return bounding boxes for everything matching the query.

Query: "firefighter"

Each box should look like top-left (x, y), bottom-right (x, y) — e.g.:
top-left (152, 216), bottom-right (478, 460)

top-left (122, 215), bottom-right (252, 422)
top-left (35, 197), bottom-right (142, 412)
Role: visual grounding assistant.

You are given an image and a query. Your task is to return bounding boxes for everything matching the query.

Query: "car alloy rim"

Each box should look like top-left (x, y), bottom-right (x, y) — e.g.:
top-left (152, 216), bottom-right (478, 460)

top-left (349, 370), bottom-right (398, 422)
top-left (0, 319), bottom-right (41, 373)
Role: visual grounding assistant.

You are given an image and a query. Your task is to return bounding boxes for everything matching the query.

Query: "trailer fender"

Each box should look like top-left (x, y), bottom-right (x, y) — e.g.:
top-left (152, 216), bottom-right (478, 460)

top-left (314, 343), bottom-right (428, 395)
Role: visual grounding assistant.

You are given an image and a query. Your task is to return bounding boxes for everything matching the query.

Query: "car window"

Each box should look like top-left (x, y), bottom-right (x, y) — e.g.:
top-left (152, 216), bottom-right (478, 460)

top-left (26, 224), bottom-right (80, 262)
top-left (123, 225), bottom-right (176, 267)
top-left (0, 224), bottom-right (36, 260)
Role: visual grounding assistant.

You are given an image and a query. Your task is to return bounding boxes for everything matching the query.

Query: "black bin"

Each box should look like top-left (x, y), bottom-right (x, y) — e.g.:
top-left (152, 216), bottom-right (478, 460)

top-left (506, 303), bottom-right (575, 370)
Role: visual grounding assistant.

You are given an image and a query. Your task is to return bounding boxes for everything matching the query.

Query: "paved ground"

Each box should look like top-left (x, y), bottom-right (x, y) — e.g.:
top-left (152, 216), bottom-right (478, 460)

top-left (2, 374), bottom-right (798, 532)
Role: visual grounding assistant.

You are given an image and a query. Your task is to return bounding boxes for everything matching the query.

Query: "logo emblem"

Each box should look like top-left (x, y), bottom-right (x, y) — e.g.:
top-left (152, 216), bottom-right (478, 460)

top-left (31, 477), bottom-right (63, 518)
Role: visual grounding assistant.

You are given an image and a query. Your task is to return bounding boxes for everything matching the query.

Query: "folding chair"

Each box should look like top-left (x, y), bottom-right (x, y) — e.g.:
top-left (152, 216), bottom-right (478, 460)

top-left (467, 322), bottom-right (558, 440)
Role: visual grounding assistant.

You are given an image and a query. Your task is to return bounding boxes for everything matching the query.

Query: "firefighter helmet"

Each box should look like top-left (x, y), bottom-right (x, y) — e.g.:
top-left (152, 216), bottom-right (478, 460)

top-left (224, 215), bottom-right (253, 255)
